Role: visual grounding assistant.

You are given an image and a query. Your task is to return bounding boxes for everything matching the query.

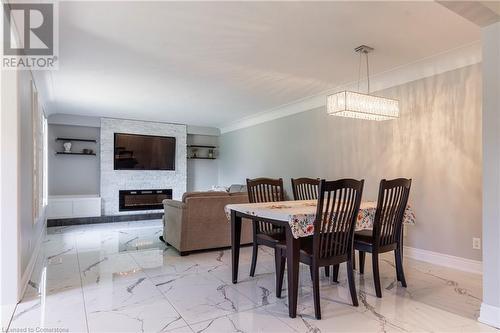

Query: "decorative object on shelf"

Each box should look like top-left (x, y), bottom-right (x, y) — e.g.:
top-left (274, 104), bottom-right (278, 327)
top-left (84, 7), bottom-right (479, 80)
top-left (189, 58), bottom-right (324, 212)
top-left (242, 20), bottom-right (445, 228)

top-left (327, 45), bottom-right (399, 121)
top-left (208, 149), bottom-right (214, 159)
top-left (191, 148), bottom-right (198, 158)
top-left (63, 142), bottom-right (72, 152)
top-left (82, 148), bottom-right (94, 155)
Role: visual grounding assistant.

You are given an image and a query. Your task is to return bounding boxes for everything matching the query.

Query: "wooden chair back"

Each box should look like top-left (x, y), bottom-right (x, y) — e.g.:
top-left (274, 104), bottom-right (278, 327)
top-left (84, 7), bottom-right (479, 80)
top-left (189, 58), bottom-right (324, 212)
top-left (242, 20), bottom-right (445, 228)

top-left (246, 178), bottom-right (285, 234)
top-left (373, 178), bottom-right (412, 248)
top-left (246, 178), bottom-right (284, 203)
top-left (313, 179), bottom-right (364, 260)
top-left (291, 178), bottom-right (320, 200)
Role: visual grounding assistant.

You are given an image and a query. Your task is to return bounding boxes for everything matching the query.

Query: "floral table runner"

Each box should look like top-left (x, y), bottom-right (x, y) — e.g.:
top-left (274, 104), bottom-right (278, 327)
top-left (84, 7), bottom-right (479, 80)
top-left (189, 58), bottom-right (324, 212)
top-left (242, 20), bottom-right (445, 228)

top-left (225, 200), bottom-right (416, 239)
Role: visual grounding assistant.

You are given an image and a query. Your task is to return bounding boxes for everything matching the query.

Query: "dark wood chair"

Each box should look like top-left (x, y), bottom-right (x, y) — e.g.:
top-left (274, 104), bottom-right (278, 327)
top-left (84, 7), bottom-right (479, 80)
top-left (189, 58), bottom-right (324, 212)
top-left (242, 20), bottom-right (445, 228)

top-left (291, 177), bottom-right (320, 201)
top-left (291, 177), bottom-right (331, 278)
top-left (275, 179), bottom-right (364, 319)
top-left (247, 177), bottom-right (286, 277)
top-left (354, 178), bottom-right (412, 298)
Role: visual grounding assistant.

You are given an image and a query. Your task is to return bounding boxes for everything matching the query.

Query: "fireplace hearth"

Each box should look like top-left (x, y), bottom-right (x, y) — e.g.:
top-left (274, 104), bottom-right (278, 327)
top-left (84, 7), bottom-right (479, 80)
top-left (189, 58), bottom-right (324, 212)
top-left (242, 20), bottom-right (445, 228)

top-left (119, 189), bottom-right (172, 211)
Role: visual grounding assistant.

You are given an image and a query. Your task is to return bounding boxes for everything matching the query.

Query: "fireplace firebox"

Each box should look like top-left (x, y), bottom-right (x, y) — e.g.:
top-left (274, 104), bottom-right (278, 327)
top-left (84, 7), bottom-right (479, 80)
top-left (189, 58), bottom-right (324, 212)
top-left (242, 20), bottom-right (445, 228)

top-left (119, 189), bottom-right (172, 211)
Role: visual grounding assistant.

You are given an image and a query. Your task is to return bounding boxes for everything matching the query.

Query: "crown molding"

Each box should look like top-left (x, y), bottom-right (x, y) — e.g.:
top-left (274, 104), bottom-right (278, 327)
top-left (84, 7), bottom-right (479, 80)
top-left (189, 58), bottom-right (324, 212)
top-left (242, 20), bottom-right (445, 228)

top-left (220, 41), bottom-right (481, 134)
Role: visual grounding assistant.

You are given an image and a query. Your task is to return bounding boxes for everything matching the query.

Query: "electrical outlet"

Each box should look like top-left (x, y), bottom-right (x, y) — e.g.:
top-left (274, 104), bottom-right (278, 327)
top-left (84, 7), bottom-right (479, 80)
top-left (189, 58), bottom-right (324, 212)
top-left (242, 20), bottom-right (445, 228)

top-left (473, 238), bottom-right (481, 250)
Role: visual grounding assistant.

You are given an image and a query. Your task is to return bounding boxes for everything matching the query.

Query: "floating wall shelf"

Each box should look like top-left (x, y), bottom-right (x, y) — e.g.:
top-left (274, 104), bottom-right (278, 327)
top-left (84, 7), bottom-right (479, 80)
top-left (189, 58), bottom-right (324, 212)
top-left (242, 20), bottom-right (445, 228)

top-left (56, 152), bottom-right (96, 156)
top-left (187, 145), bottom-right (217, 149)
top-left (56, 137), bottom-right (97, 143)
top-left (188, 157), bottom-right (216, 160)
top-left (187, 144), bottom-right (217, 160)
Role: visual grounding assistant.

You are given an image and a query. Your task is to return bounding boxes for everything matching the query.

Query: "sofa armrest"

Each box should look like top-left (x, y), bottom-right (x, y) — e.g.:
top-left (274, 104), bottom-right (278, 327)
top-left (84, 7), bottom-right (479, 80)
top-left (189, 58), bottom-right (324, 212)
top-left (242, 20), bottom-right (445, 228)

top-left (163, 199), bottom-right (185, 209)
top-left (163, 200), bottom-right (186, 252)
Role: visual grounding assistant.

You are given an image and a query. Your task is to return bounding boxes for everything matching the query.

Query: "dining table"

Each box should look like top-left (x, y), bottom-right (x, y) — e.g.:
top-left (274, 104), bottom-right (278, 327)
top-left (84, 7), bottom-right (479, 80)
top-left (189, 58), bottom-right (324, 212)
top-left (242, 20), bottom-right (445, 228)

top-left (225, 199), bottom-right (416, 318)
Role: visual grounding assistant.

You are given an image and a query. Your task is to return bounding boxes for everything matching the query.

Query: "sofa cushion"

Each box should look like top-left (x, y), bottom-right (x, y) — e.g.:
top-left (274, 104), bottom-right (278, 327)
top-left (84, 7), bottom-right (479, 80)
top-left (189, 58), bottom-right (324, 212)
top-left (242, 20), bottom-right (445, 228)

top-left (211, 185), bottom-right (228, 192)
top-left (228, 184), bottom-right (247, 193)
top-left (182, 191), bottom-right (230, 203)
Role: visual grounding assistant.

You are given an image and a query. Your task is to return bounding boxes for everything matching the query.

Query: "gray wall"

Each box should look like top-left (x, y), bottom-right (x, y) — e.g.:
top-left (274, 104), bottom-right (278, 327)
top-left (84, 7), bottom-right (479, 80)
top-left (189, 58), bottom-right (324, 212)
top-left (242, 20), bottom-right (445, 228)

top-left (187, 134), bottom-right (219, 191)
top-left (1, 60), bottom-right (21, 315)
top-left (2, 23), bottom-right (48, 314)
top-left (220, 64), bottom-right (482, 261)
top-left (481, 22), bottom-right (500, 315)
top-left (48, 113), bottom-right (101, 127)
top-left (48, 124), bottom-right (100, 195)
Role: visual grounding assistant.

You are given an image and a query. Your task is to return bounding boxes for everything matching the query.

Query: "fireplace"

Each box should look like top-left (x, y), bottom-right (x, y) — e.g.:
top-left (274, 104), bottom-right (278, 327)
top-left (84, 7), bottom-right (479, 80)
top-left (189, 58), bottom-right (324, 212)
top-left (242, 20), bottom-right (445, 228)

top-left (119, 189), bottom-right (172, 211)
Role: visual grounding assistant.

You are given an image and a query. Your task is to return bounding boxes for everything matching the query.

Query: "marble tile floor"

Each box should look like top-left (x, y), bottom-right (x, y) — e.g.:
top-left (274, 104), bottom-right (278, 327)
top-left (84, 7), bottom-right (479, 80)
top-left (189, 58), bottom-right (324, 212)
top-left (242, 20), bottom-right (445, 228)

top-left (6, 220), bottom-right (498, 333)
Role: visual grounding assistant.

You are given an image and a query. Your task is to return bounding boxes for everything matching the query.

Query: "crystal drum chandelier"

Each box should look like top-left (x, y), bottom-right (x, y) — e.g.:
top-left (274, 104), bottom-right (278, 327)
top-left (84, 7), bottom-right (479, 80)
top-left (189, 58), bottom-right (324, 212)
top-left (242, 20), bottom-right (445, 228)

top-left (327, 45), bottom-right (399, 121)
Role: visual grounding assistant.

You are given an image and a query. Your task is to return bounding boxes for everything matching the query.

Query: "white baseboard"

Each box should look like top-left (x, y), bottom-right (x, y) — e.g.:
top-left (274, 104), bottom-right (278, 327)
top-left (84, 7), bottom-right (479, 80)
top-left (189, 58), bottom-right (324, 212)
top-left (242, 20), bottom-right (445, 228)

top-left (479, 303), bottom-right (500, 329)
top-left (19, 218), bottom-right (47, 300)
top-left (403, 246), bottom-right (482, 275)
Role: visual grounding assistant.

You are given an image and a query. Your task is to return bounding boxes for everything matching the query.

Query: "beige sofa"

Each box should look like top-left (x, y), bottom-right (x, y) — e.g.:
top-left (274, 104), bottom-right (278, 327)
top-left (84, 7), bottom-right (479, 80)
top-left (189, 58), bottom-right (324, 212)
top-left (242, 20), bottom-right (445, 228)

top-left (162, 191), bottom-right (253, 255)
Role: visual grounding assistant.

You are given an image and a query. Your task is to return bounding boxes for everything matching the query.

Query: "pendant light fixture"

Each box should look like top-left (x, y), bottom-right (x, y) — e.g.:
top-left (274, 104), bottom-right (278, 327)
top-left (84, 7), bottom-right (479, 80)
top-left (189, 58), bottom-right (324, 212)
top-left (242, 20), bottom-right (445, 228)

top-left (327, 45), bottom-right (399, 121)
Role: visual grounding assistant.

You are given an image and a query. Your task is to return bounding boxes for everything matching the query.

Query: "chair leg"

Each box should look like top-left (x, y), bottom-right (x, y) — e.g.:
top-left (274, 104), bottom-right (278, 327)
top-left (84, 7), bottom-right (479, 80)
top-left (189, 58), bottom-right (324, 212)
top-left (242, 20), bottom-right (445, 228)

top-left (324, 266), bottom-right (330, 277)
top-left (332, 264), bottom-right (339, 283)
top-left (275, 248), bottom-right (286, 298)
top-left (312, 264), bottom-right (321, 319)
top-left (352, 249), bottom-right (356, 270)
top-left (250, 242), bottom-right (258, 277)
top-left (250, 223), bottom-right (258, 277)
top-left (394, 251), bottom-right (401, 282)
top-left (346, 259), bottom-right (359, 307)
top-left (359, 251), bottom-right (365, 275)
top-left (395, 247), bottom-right (407, 288)
top-left (372, 252), bottom-right (382, 298)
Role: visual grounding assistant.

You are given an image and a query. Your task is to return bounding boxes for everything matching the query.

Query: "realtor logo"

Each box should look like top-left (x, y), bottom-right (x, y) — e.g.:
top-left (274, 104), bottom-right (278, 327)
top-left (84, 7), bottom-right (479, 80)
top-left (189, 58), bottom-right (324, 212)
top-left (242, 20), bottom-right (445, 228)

top-left (2, 2), bottom-right (58, 69)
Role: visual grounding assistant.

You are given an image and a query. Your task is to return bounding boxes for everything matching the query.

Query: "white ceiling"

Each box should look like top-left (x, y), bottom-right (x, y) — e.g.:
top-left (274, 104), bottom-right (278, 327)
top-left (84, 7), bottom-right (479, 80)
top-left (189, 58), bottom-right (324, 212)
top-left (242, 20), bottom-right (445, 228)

top-left (43, 1), bottom-right (480, 128)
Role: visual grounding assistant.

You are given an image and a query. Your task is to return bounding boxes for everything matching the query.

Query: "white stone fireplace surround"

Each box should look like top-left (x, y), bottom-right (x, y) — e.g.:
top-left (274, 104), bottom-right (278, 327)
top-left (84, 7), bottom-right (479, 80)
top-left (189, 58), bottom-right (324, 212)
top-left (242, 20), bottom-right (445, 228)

top-left (100, 118), bottom-right (187, 215)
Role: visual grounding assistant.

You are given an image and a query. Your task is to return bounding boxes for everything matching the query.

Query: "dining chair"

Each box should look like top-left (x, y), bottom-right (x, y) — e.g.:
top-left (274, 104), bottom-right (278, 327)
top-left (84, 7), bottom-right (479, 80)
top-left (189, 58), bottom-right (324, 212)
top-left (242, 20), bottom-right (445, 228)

top-left (291, 177), bottom-right (331, 278)
top-left (275, 179), bottom-right (364, 319)
top-left (246, 177), bottom-right (286, 277)
top-left (291, 177), bottom-right (320, 201)
top-left (354, 178), bottom-right (412, 298)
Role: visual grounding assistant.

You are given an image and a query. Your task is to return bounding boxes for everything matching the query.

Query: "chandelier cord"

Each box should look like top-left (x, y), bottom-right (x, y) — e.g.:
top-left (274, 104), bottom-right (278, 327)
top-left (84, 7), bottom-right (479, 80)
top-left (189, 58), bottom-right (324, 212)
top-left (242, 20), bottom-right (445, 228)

top-left (366, 52), bottom-right (370, 94)
top-left (357, 51), bottom-right (362, 93)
